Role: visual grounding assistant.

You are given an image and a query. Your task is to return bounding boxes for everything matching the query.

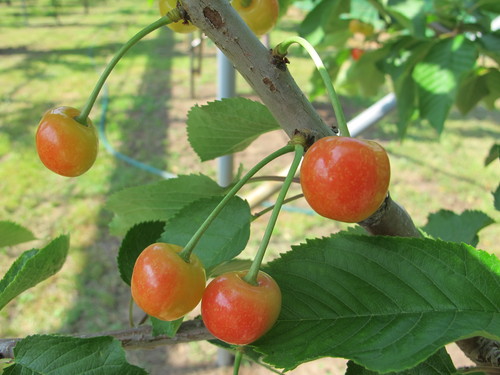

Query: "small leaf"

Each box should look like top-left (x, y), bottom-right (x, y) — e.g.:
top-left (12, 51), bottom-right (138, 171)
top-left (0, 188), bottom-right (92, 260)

top-left (4, 335), bottom-right (146, 375)
top-left (494, 184), bottom-right (500, 211)
top-left (151, 316), bottom-right (184, 338)
top-left (117, 221), bottom-right (166, 285)
top-left (106, 174), bottom-right (225, 235)
top-left (159, 196), bottom-right (251, 273)
top-left (345, 348), bottom-right (458, 374)
top-left (422, 209), bottom-right (495, 247)
top-left (455, 69), bottom-right (490, 115)
top-left (484, 143), bottom-right (499, 167)
top-left (0, 221), bottom-right (36, 247)
top-left (187, 98), bottom-right (280, 162)
top-left (255, 234), bottom-right (500, 373)
top-left (0, 235), bottom-right (69, 311)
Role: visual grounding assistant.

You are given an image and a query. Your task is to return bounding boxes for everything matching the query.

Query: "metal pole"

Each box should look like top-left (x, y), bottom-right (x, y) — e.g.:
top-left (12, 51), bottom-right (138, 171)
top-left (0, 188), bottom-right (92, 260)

top-left (215, 49), bottom-right (237, 367)
top-left (216, 49), bottom-right (236, 188)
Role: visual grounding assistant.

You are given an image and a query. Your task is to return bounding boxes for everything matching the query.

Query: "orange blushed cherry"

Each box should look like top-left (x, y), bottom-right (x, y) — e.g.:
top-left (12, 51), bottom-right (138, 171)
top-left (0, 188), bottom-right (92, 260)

top-left (131, 243), bottom-right (206, 321)
top-left (300, 136), bottom-right (391, 223)
top-left (201, 270), bottom-right (281, 345)
top-left (36, 106), bottom-right (98, 177)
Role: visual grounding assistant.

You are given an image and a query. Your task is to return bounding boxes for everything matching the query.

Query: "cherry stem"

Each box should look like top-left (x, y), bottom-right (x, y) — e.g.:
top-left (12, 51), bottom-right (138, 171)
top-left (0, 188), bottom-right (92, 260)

top-left (252, 193), bottom-right (304, 220)
top-left (243, 144), bottom-right (304, 285)
top-left (75, 12), bottom-right (180, 125)
top-left (273, 37), bottom-right (351, 137)
top-left (233, 350), bottom-right (243, 375)
top-left (178, 144), bottom-right (296, 262)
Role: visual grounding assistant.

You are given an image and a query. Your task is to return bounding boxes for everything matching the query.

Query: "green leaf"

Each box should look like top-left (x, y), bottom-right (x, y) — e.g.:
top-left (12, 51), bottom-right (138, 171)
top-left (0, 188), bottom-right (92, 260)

top-left (186, 98), bottom-right (280, 162)
top-left (4, 335), bottom-right (146, 375)
top-left (299, 0), bottom-right (349, 45)
top-left (494, 184), bottom-right (500, 211)
top-left (151, 316), bottom-right (183, 338)
top-left (159, 196), bottom-right (251, 273)
top-left (455, 69), bottom-right (491, 115)
top-left (412, 35), bottom-right (477, 133)
top-left (0, 221), bottom-right (36, 247)
top-left (385, 0), bottom-right (427, 37)
top-left (345, 348), bottom-right (458, 374)
top-left (255, 234), bottom-right (500, 373)
top-left (482, 68), bottom-right (500, 110)
top-left (484, 143), bottom-right (499, 167)
top-left (422, 209), bottom-right (495, 247)
top-left (0, 235), bottom-right (69, 311)
top-left (341, 49), bottom-right (386, 97)
top-left (106, 174), bottom-right (225, 235)
top-left (117, 221), bottom-right (166, 285)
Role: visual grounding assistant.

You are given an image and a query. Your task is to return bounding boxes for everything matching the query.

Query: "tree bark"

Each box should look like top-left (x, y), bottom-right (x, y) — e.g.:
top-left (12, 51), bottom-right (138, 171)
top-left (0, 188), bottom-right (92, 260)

top-left (0, 320), bottom-right (214, 359)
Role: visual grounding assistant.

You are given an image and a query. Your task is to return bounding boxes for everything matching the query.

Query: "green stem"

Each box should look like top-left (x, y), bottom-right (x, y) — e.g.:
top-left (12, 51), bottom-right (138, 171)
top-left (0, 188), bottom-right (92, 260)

top-left (178, 144), bottom-right (295, 262)
top-left (233, 350), bottom-right (243, 375)
top-left (75, 13), bottom-right (178, 125)
top-left (252, 193), bottom-right (304, 220)
top-left (243, 144), bottom-right (304, 285)
top-left (274, 36), bottom-right (350, 137)
top-left (241, 0), bottom-right (252, 7)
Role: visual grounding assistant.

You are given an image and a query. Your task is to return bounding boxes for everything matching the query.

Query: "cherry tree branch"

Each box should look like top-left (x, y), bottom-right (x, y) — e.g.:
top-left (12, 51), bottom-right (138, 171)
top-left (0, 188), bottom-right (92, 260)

top-left (0, 320), bottom-right (214, 359)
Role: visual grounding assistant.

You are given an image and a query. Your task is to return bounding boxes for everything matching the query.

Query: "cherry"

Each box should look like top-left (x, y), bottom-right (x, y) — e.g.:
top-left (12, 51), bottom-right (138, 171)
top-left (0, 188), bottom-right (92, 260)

top-left (131, 243), bottom-right (206, 321)
top-left (201, 270), bottom-right (281, 345)
top-left (300, 136), bottom-right (390, 223)
top-left (35, 106), bottom-right (98, 177)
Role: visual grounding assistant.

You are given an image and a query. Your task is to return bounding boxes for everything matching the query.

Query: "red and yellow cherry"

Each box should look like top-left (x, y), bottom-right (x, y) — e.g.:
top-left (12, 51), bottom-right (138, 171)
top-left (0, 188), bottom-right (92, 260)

top-left (231, 0), bottom-right (279, 36)
top-left (350, 48), bottom-right (365, 61)
top-left (300, 136), bottom-right (390, 223)
top-left (131, 243), bottom-right (206, 321)
top-left (159, 0), bottom-right (197, 34)
top-left (35, 106), bottom-right (98, 177)
top-left (201, 270), bottom-right (281, 345)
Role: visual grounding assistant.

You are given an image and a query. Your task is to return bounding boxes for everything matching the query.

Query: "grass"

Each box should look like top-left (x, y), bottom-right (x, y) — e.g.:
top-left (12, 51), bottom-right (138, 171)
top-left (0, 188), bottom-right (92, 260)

top-left (0, 0), bottom-right (499, 373)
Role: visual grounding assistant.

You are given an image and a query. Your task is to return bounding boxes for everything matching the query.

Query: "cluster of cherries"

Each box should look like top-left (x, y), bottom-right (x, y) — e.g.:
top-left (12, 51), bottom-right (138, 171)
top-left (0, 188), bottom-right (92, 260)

top-left (35, 0), bottom-right (391, 348)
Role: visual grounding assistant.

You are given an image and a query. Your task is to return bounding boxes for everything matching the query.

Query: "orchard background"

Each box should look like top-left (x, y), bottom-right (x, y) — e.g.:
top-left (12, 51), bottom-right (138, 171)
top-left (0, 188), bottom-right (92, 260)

top-left (0, 0), bottom-right (499, 374)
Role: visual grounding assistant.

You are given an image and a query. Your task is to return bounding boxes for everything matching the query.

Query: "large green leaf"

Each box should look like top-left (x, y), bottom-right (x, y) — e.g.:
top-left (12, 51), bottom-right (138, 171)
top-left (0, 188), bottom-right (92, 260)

top-left (0, 235), bottom-right (69, 311)
top-left (412, 35), bottom-right (477, 133)
top-left (345, 348), bottom-right (459, 375)
top-left (159, 196), bottom-right (251, 273)
top-left (0, 221), bottom-right (36, 248)
top-left (186, 98), bottom-right (280, 162)
top-left (422, 209), bottom-right (495, 247)
top-left (255, 234), bottom-right (500, 373)
top-left (106, 174), bottom-right (225, 235)
top-left (4, 335), bottom-right (146, 375)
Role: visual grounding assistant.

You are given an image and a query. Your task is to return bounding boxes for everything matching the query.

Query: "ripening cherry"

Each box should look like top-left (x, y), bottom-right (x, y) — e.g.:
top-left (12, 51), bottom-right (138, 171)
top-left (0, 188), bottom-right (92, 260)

top-left (35, 106), bottom-right (98, 177)
top-left (131, 242), bottom-right (206, 321)
top-left (201, 270), bottom-right (281, 345)
top-left (300, 136), bottom-right (391, 223)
